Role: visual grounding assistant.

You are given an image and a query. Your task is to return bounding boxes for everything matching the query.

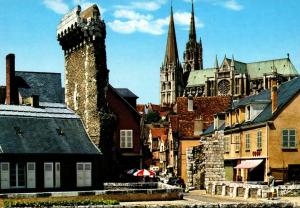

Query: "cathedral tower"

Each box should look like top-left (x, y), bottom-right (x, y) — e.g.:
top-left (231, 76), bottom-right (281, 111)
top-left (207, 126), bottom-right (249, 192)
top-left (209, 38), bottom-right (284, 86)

top-left (160, 5), bottom-right (183, 107)
top-left (183, 0), bottom-right (203, 86)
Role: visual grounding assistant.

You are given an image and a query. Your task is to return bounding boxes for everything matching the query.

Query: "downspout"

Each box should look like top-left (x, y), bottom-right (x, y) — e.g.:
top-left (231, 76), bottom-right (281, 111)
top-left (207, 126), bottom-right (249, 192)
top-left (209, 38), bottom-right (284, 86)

top-left (266, 123), bottom-right (269, 182)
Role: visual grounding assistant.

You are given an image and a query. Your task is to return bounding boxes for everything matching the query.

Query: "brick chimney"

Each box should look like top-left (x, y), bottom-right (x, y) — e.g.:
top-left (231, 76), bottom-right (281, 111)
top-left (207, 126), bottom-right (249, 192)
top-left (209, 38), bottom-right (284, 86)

top-left (271, 77), bottom-right (277, 114)
top-left (5, 54), bottom-right (19, 105)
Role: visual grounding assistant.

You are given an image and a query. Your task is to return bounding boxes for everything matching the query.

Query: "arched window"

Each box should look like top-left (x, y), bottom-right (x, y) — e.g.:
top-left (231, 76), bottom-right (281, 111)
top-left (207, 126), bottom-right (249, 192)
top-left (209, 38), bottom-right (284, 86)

top-left (162, 83), bottom-right (166, 90)
top-left (172, 72), bottom-right (175, 80)
top-left (165, 73), bottom-right (168, 81)
top-left (168, 82), bottom-right (171, 90)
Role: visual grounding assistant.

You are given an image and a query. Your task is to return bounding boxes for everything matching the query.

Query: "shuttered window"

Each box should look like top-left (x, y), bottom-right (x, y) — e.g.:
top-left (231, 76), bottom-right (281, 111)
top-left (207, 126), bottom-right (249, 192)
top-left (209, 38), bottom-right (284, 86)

top-left (120, 130), bottom-right (133, 148)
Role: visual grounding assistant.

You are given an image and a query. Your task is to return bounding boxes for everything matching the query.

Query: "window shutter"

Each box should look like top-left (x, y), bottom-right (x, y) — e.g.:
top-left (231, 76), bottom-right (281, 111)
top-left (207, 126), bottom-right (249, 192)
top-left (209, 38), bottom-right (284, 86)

top-left (77, 163), bottom-right (84, 187)
top-left (127, 130), bottom-right (133, 148)
top-left (27, 162), bottom-right (36, 189)
top-left (84, 163), bottom-right (92, 187)
top-left (44, 163), bottom-right (54, 188)
top-left (1, 163), bottom-right (10, 189)
top-left (120, 130), bottom-right (126, 148)
top-left (55, 163), bottom-right (60, 188)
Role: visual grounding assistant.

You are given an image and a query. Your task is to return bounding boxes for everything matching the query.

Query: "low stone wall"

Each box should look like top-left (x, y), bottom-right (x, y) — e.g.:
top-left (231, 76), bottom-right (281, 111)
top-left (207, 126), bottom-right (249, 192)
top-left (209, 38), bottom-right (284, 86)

top-left (207, 182), bottom-right (300, 199)
top-left (0, 182), bottom-right (183, 202)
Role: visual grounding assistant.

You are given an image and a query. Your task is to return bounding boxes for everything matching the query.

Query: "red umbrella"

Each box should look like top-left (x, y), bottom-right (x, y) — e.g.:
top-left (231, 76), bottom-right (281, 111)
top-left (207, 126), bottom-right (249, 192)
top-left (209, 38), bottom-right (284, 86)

top-left (133, 169), bottom-right (156, 177)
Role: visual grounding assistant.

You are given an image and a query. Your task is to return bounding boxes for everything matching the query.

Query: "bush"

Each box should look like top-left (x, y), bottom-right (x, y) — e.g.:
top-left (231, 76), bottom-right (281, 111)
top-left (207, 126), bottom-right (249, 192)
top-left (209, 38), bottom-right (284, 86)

top-left (3, 198), bottom-right (119, 207)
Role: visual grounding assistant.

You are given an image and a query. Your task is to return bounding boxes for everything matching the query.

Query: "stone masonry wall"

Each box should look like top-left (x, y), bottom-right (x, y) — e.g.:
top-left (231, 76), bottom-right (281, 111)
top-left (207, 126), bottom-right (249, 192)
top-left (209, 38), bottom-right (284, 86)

top-left (186, 145), bottom-right (205, 189)
top-left (65, 45), bottom-right (101, 145)
top-left (204, 131), bottom-right (225, 187)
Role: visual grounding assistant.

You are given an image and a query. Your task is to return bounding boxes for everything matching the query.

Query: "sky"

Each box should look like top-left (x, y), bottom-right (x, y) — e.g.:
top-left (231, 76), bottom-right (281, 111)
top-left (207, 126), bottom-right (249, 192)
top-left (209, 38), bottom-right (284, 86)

top-left (0, 0), bottom-right (300, 104)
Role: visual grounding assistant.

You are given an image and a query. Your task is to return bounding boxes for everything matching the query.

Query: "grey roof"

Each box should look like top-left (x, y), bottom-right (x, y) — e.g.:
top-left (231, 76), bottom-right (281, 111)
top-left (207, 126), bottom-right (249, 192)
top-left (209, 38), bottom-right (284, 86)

top-left (16, 71), bottom-right (64, 103)
top-left (227, 77), bottom-right (300, 128)
top-left (202, 123), bottom-right (225, 136)
top-left (252, 77), bottom-right (300, 124)
top-left (0, 104), bottom-right (101, 155)
top-left (115, 88), bottom-right (138, 98)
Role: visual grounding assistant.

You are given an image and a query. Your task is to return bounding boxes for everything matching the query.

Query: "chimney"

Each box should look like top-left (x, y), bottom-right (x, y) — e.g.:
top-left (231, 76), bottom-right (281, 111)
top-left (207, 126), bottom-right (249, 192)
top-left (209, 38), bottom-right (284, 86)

top-left (188, 95), bottom-right (193, 112)
top-left (5, 54), bottom-right (19, 105)
top-left (194, 116), bottom-right (203, 136)
top-left (271, 77), bottom-right (277, 114)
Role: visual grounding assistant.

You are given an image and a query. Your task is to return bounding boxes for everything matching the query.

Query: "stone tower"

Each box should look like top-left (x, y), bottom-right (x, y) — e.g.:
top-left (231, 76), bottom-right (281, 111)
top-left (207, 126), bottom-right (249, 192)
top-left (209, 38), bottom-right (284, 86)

top-left (183, 0), bottom-right (203, 86)
top-left (160, 6), bottom-right (183, 107)
top-left (57, 5), bottom-right (114, 178)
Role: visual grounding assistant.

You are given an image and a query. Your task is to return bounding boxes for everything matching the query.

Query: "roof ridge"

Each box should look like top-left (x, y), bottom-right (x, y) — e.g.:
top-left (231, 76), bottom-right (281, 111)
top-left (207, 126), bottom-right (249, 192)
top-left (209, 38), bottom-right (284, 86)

top-left (247, 57), bottom-right (289, 65)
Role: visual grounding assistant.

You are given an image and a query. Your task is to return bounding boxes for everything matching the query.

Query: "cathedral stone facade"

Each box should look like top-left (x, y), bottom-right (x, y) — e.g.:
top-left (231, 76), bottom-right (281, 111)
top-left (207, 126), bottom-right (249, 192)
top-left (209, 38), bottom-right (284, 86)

top-left (160, 2), bottom-right (298, 104)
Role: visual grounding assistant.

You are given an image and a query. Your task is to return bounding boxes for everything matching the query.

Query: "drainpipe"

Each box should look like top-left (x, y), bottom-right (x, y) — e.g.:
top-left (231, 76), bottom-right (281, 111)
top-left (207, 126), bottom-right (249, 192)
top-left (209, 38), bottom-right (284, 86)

top-left (266, 123), bottom-right (269, 182)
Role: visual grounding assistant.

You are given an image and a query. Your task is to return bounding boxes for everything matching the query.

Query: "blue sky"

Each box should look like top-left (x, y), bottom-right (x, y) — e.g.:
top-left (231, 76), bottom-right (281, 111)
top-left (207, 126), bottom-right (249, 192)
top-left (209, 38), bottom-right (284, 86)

top-left (0, 0), bottom-right (300, 104)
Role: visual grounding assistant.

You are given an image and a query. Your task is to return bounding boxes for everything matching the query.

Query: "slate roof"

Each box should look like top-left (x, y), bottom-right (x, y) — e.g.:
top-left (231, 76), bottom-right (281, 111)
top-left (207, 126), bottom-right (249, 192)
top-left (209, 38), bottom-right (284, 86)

top-left (225, 77), bottom-right (300, 129)
top-left (187, 68), bottom-right (216, 87)
top-left (0, 104), bottom-right (101, 155)
top-left (252, 76), bottom-right (300, 124)
top-left (115, 88), bottom-right (138, 98)
top-left (16, 71), bottom-right (64, 103)
top-left (247, 58), bottom-right (298, 79)
top-left (187, 57), bottom-right (298, 87)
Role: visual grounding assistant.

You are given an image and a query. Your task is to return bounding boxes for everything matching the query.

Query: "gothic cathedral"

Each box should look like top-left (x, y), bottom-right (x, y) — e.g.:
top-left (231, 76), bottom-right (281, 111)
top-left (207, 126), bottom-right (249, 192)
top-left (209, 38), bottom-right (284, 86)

top-left (160, 1), bottom-right (298, 105)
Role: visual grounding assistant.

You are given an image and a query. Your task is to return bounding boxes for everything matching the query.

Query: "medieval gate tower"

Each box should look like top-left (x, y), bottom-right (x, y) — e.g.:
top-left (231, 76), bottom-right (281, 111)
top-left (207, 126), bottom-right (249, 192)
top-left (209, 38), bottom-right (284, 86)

top-left (57, 5), bottom-right (114, 178)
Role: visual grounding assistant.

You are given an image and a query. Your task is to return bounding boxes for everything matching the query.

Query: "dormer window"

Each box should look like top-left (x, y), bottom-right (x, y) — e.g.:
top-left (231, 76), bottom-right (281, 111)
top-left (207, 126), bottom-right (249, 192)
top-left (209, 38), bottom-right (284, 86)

top-left (246, 105), bottom-right (251, 121)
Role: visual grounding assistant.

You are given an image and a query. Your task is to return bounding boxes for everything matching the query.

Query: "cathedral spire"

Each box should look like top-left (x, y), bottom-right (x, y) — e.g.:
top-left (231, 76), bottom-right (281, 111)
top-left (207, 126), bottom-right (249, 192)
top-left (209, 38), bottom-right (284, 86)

top-left (215, 55), bottom-right (219, 69)
top-left (164, 4), bottom-right (179, 64)
top-left (189, 0), bottom-right (196, 41)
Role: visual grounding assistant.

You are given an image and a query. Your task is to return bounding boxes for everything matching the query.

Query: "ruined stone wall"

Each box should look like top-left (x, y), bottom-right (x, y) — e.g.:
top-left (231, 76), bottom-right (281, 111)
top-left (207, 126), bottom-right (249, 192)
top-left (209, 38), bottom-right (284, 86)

top-left (204, 131), bottom-right (225, 187)
top-left (186, 145), bottom-right (205, 189)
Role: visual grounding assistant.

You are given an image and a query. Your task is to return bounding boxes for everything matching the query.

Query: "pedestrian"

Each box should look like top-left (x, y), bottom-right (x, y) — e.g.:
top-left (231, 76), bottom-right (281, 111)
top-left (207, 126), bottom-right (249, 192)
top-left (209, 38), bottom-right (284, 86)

top-left (267, 172), bottom-right (275, 200)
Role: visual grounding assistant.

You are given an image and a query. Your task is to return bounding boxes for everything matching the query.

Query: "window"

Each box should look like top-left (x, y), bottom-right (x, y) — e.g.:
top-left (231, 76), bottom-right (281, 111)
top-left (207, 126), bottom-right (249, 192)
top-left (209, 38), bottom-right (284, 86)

top-left (10, 163), bottom-right (26, 188)
top-left (77, 162), bottom-right (92, 187)
top-left (235, 135), bottom-right (240, 152)
top-left (257, 131), bottom-right (262, 150)
top-left (120, 130), bottom-right (133, 148)
top-left (224, 137), bottom-right (230, 153)
top-left (245, 133), bottom-right (250, 151)
top-left (44, 163), bottom-right (54, 188)
top-left (282, 129), bottom-right (296, 148)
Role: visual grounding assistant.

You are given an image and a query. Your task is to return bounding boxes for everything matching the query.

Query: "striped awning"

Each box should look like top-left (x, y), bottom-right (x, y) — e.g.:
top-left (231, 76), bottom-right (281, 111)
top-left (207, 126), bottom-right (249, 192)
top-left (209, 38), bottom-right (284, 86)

top-left (234, 159), bottom-right (263, 169)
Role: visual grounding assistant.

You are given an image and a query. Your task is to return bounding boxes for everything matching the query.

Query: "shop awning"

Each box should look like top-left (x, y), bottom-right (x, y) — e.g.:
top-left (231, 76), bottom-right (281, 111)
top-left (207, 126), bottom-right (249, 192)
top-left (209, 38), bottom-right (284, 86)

top-left (234, 159), bottom-right (263, 169)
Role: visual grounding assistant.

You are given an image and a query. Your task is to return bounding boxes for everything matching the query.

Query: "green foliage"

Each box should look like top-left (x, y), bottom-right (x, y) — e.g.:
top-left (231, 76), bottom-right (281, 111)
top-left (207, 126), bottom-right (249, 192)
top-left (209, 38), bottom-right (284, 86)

top-left (3, 199), bottom-right (119, 207)
top-left (144, 111), bottom-right (160, 124)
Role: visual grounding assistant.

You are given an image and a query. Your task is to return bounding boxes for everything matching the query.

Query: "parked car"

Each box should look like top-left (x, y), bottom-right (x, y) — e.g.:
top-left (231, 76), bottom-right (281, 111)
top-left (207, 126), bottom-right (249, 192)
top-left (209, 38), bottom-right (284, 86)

top-left (167, 176), bottom-right (186, 188)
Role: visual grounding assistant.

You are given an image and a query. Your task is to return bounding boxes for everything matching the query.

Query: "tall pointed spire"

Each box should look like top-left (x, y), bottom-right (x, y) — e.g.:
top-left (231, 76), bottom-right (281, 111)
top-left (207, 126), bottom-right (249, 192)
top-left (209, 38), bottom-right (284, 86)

top-left (215, 55), bottom-right (219, 69)
top-left (189, 0), bottom-right (196, 41)
top-left (164, 4), bottom-right (179, 64)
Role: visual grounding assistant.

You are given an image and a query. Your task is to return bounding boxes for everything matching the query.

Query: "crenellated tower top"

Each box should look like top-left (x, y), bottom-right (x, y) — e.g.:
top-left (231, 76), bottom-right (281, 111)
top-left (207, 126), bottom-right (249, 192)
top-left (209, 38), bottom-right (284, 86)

top-left (57, 4), bottom-right (106, 54)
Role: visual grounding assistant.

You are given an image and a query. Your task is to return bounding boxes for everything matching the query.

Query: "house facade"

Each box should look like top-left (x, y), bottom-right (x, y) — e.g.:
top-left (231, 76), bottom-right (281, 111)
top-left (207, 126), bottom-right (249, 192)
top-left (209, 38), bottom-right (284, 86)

top-left (0, 54), bottom-right (102, 193)
top-left (107, 86), bottom-right (142, 175)
top-left (207, 76), bottom-right (300, 182)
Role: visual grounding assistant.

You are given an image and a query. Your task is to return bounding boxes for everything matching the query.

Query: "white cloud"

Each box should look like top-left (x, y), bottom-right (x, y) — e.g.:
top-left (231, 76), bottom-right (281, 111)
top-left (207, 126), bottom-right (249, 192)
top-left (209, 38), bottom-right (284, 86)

top-left (108, 10), bottom-right (204, 35)
top-left (173, 12), bottom-right (204, 28)
top-left (114, 9), bottom-right (152, 20)
top-left (43, 0), bottom-right (69, 14)
top-left (184, 0), bottom-right (244, 11)
top-left (224, 0), bottom-right (243, 11)
top-left (115, 0), bottom-right (167, 11)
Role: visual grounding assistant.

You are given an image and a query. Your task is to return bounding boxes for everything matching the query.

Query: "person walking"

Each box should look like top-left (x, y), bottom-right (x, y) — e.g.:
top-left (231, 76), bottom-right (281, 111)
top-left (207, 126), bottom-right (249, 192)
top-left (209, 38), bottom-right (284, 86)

top-left (267, 172), bottom-right (275, 200)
